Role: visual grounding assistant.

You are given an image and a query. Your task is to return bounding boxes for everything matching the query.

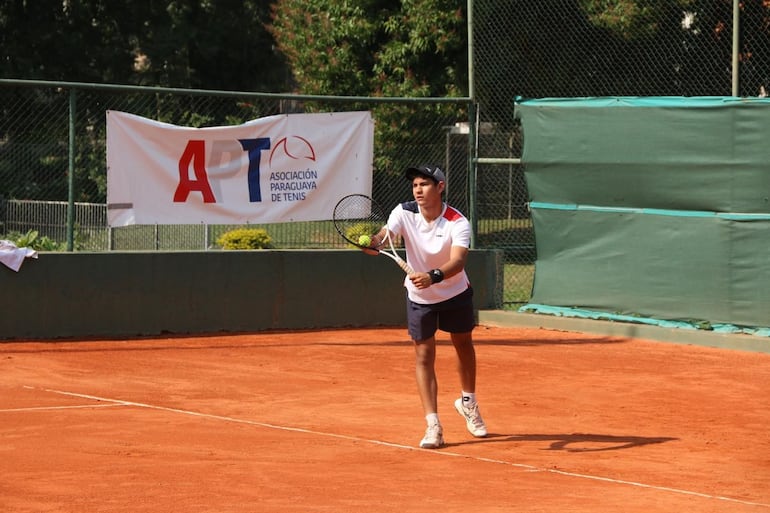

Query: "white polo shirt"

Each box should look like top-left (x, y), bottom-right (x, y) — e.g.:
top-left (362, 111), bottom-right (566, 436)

top-left (387, 201), bottom-right (472, 305)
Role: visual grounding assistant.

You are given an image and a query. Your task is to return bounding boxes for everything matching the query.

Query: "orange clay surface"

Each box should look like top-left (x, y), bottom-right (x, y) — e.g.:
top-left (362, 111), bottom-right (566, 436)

top-left (1, 325), bottom-right (769, 513)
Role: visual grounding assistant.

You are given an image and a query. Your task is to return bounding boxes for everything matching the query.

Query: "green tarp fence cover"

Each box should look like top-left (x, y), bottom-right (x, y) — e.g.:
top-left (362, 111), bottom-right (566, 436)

top-left (515, 96), bottom-right (770, 335)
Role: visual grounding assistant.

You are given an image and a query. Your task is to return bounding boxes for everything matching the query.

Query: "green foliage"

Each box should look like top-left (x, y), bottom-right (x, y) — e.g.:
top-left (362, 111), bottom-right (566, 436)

top-left (216, 228), bottom-right (273, 250)
top-left (4, 229), bottom-right (65, 251)
top-left (344, 222), bottom-right (379, 248)
top-left (0, 0), bottom-right (288, 90)
top-left (270, 0), bottom-right (467, 176)
top-left (270, 0), bottom-right (466, 97)
top-left (269, 0), bottom-right (378, 96)
top-left (579, 0), bottom-right (694, 39)
top-left (0, 0), bottom-right (290, 204)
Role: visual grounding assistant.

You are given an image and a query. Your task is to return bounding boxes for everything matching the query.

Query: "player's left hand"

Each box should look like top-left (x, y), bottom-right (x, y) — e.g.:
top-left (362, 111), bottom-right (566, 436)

top-left (409, 272), bottom-right (432, 289)
top-left (361, 234), bottom-right (381, 256)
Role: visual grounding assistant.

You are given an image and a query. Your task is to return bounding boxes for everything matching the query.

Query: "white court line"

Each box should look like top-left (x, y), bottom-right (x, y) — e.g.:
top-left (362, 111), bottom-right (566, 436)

top-left (0, 403), bottom-right (123, 413)
top-left (30, 386), bottom-right (770, 510)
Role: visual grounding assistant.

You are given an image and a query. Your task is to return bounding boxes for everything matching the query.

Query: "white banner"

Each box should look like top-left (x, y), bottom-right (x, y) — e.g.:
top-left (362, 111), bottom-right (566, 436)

top-left (106, 110), bottom-right (373, 226)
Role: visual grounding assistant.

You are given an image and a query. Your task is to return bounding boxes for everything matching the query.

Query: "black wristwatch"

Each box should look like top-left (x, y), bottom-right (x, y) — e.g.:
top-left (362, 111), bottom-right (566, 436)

top-left (429, 269), bottom-right (444, 284)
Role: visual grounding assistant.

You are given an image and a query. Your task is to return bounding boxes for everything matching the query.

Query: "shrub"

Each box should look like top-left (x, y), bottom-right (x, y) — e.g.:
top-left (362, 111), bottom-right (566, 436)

top-left (344, 222), bottom-right (380, 248)
top-left (4, 229), bottom-right (65, 251)
top-left (216, 228), bottom-right (272, 250)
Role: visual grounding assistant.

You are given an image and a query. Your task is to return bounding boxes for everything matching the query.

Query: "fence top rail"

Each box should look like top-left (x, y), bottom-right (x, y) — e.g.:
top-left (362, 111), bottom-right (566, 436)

top-left (4, 199), bottom-right (105, 208)
top-left (0, 78), bottom-right (471, 105)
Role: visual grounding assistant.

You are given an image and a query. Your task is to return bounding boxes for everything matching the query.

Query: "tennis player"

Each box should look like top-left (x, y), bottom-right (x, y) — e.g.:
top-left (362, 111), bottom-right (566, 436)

top-left (368, 164), bottom-right (487, 449)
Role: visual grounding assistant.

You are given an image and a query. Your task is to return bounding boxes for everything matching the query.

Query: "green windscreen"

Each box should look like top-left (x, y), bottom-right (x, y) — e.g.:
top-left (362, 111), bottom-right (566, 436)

top-left (516, 97), bottom-right (770, 332)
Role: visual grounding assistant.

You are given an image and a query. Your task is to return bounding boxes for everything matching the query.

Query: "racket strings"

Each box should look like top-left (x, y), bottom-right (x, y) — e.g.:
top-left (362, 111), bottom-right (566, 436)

top-left (333, 195), bottom-right (387, 247)
top-left (335, 199), bottom-right (379, 224)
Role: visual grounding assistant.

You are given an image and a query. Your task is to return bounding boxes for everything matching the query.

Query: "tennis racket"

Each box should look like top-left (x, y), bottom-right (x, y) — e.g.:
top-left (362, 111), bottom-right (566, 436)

top-left (333, 194), bottom-right (414, 274)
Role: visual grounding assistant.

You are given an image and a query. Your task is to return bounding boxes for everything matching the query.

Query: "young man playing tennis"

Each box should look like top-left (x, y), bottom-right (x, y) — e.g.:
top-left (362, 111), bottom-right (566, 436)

top-left (368, 164), bottom-right (487, 449)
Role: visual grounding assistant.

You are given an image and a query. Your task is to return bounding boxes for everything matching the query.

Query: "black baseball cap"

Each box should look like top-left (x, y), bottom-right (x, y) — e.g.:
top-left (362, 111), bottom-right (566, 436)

top-left (405, 164), bottom-right (446, 183)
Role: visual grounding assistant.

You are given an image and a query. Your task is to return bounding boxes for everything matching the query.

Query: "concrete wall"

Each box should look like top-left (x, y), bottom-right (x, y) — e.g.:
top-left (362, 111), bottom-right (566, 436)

top-left (0, 250), bottom-right (503, 340)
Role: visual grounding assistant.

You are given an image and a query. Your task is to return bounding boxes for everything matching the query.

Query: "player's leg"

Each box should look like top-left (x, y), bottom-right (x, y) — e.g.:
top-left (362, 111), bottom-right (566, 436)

top-left (439, 288), bottom-right (478, 395)
top-left (407, 298), bottom-right (443, 448)
top-left (449, 330), bottom-right (476, 393)
top-left (439, 288), bottom-right (488, 438)
top-left (414, 336), bottom-right (438, 416)
top-left (450, 330), bottom-right (487, 437)
top-left (414, 336), bottom-right (443, 448)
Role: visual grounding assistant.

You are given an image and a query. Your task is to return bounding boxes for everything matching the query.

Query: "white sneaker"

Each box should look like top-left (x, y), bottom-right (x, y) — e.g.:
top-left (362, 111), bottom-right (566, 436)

top-left (419, 423), bottom-right (444, 449)
top-left (454, 398), bottom-right (488, 437)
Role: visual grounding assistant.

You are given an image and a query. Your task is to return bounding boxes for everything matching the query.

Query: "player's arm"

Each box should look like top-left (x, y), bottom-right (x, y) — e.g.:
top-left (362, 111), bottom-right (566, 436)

top-left (411, 245), bottom-right (467, 289)
top-left (369, 227), bottom-right (389, 248)
top-left (440, 244), bottom-right (469, 279)
top-left (364, 208), bottom-right (401, 254)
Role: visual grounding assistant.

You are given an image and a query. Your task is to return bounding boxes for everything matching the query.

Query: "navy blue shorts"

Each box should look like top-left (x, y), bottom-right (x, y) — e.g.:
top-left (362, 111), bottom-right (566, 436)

top-left (406, 287), bottom-right (475, 341)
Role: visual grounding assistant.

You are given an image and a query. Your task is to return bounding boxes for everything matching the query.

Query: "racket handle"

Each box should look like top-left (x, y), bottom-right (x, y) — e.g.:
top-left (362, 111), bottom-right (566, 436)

top-left (395, 256), bottom-right (414, 274)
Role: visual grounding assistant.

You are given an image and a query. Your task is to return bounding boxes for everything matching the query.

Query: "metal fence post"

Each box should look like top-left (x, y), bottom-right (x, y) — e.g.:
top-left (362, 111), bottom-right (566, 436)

top-left (467, 0), bottom-right (477, 248)
top-left (67, 88), bottom-right (76, 251)
top-left (467, 101), bottom-right (478, 248)
top-left (732, 0), bottom-right (740, 96)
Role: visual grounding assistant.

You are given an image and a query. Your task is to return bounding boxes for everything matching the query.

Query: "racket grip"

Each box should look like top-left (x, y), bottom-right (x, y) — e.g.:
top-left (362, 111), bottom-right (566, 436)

top-left (395, 256), bottom-right (414, 274)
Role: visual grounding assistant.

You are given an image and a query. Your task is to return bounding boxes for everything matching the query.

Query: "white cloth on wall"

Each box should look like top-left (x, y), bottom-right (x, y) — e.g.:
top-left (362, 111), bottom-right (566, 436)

top-left (0, 240), bottom-right (38, 272)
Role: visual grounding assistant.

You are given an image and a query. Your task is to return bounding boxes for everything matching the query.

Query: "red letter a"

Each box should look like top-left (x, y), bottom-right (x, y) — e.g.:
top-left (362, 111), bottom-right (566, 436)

top-left (173, 140), bottom-right (216, 203)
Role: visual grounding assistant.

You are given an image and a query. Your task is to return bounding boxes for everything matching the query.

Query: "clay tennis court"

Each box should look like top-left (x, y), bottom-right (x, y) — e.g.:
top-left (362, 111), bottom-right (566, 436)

top-left (1, 324), bottom-right (769, 512)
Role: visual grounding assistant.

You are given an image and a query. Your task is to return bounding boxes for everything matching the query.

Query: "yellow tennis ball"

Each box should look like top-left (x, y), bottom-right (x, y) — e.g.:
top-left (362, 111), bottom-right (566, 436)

top-left (358, 235), bottom-right (371, 246)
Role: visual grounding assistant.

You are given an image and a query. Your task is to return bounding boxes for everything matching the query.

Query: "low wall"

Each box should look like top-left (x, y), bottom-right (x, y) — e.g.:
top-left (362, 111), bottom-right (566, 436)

top-left (0, 250), bottom-right (503, 340)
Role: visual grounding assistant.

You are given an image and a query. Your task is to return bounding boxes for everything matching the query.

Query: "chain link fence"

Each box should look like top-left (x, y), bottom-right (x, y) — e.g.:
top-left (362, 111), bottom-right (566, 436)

top-left (471, 0), bottom-right (770, 306)
top-left (0, 84), bottom-right (469, 249)
top-left (2, 1), bottom-right (768, 308)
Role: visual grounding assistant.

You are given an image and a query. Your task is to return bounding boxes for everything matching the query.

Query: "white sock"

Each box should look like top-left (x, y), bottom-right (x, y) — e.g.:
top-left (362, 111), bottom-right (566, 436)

top-left (462, 392), bottom-right (477, 406)
top-left (426, 413), bottom-right (440, 426)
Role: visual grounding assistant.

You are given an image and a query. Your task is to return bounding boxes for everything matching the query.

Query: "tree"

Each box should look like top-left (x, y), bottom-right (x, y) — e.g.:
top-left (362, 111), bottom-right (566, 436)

top-left (269, 0), bottom-right (468, 181)
top-left (269, 0), bottom-right (466, 97)
top-left (0, 0), bottom-right (288, 91)
top-left (0, 0), bottom-right (291, 204)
